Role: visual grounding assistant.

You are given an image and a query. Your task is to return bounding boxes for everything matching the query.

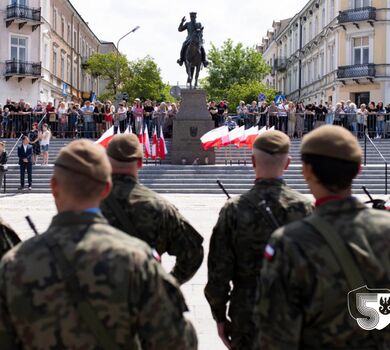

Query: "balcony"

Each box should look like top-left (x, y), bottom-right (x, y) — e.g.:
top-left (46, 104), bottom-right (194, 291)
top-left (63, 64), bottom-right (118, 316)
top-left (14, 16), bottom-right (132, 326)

top-left (338, 7), bottom-right (376, 27)
top-left (274, 57), bottom-right (287, 72)
top-left (5, 60), bottom-right (42, 82)
top-left (5, 4), bottom-right (41, 32)
top-left (337, 64), bottom-right (376, 81)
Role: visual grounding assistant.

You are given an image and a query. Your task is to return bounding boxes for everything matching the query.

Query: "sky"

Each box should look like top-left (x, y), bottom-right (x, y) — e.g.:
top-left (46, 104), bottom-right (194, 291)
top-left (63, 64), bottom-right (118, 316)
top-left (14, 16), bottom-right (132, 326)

top-left (71, 0), bottom-right (308, 85)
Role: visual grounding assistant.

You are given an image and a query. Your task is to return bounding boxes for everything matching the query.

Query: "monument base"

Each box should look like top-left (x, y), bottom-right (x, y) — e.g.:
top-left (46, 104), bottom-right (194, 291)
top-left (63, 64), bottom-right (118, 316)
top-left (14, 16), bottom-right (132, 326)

top-left (172, 89), bottom-right (215, 165)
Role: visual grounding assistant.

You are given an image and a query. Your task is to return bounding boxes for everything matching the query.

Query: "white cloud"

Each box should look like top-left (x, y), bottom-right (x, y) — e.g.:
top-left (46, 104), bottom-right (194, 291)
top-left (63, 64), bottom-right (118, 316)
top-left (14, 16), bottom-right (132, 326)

top-left (71, 0), bottom-right (308, 85)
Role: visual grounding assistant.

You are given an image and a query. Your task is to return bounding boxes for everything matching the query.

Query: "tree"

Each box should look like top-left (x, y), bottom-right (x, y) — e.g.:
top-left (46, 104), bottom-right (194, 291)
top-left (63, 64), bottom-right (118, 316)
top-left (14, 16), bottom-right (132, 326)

top-left (227, 81), bottom-right (276, 110)
top-left (202, 39), bottom-right (271, 102)
top-left (86, 52), bottom-right (129, 99)
top-left (123, 56), bottom-right (165, 102)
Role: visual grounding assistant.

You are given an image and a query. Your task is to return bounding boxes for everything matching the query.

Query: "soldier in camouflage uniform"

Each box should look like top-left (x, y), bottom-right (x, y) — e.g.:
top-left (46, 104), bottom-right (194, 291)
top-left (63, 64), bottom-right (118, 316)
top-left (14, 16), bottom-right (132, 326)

top-left (255, 125), bottom-right (390, 349)
top-left (0, 139), bottom-right (197, 350)
top-left (100, 134), bottom-right (204, 285)
top-left (204, 130), bottom-right (313, 350)
top-left (0, 217), bottom-right (20, 259)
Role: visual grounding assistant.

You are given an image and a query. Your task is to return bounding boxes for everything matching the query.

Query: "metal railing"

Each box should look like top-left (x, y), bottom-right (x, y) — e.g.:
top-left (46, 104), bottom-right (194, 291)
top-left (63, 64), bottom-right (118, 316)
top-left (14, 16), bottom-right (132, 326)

top-left (338, 6), bottom-right (376, 23)
top-left (5, 60), bottom-right (42, 77)
top-left (364, 133), bottom-right (388, 194)
top-left (274, 57), bottom-right (287, 71)
top-left (6, 3), bottom-right (41, 22)
top-left (337, 64), bottom-right (376, 79)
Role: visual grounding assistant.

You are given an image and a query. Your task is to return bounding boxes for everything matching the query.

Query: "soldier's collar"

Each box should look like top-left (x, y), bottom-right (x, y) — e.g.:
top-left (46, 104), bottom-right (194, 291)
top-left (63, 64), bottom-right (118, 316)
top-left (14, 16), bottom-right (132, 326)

top-left (50, 211), bottom-right (108, 227)
top-left (254, 177), bottom-right (284, 185)
top-left (112, 173), bottom-right (139, 183)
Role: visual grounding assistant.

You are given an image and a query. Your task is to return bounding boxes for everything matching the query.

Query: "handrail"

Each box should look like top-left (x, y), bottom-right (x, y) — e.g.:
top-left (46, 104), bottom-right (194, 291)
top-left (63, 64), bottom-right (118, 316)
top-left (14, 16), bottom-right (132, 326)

top-left (364, 133), bottom-right (388, 195)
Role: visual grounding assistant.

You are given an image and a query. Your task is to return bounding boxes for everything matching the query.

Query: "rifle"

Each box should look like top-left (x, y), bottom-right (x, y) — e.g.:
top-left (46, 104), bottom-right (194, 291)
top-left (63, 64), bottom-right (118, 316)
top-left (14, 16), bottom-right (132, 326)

top-left (258, 200), bottom-right (280, 231)
top-left (217, 180), bottom-right (231, 199)
top-left (25, 216), bottom-right (39, 236)
top-left (362, 186), bottom-right (387, 210)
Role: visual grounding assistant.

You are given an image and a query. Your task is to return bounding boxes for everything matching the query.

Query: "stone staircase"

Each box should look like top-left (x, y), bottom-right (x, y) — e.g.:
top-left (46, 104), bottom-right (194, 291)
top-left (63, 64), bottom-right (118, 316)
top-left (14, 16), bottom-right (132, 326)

top-left (2, 138), bottom-right (390, 195)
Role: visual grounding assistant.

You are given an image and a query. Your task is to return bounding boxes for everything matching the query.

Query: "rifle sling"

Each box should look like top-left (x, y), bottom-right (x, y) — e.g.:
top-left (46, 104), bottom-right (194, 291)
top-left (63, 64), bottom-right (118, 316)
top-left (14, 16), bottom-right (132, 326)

top-left (44, 226), bottom-right (121, 350)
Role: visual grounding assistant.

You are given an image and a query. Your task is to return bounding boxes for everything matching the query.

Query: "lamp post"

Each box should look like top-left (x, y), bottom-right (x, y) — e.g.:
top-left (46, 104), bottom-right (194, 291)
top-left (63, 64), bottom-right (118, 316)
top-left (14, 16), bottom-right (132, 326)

top-left (115, 25), bottom-right (140, 96)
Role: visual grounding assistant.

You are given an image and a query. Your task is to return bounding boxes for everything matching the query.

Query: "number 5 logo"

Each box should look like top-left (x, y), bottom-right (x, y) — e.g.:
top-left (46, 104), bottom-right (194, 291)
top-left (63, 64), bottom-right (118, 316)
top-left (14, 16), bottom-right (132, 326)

top-left (348, 286), bottom-right (390, 331)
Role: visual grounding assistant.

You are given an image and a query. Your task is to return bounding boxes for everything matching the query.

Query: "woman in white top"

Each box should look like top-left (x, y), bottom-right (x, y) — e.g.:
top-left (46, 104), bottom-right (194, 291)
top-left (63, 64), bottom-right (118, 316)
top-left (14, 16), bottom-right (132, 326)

top-left (57, 102), bottom-right (68, 138)
top-left (40, 123), bottom-right (51, 166)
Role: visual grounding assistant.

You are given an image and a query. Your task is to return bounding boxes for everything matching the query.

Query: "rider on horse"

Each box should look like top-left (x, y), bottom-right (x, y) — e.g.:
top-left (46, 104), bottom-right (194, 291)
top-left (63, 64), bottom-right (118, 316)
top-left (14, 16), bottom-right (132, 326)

top-left (177, 12), bottom-right (209, 67)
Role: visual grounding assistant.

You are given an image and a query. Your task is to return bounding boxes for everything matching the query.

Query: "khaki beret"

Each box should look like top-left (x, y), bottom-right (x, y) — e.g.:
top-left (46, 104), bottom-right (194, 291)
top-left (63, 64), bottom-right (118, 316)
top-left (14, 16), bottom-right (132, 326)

top-left (55, 139), bottom-right (111, 183)
top-left (253, 130), bottom-right (290, 154)
top-left (301, 125), bottom-right (362, 163)
top-left (107, 134), bottom-right (143, 162)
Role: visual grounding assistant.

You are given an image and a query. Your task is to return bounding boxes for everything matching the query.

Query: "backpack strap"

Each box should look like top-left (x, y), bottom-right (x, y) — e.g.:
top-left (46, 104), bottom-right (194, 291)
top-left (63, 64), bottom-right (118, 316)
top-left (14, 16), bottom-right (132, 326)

top-left (304, 214), bottom-right (365, 290)
top-left (44, 226), bottom-right (121, 350)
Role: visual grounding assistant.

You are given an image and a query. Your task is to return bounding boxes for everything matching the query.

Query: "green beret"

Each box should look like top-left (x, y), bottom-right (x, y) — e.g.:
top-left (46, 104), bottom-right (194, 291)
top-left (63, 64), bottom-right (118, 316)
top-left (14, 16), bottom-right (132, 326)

top-left (55, 139), bottom-right (111, 183)
top-left (253, 130), bottom-right (290, 154)
top-left (301, 125), bottom-right (362, 163)
top-left (107, 134), bottom-right (143, 162)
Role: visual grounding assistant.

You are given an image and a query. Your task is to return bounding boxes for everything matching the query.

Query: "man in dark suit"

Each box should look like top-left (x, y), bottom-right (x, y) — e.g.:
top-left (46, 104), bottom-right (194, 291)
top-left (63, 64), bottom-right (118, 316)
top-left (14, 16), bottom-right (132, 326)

top-left (17, 136), bottom-right (33, 190)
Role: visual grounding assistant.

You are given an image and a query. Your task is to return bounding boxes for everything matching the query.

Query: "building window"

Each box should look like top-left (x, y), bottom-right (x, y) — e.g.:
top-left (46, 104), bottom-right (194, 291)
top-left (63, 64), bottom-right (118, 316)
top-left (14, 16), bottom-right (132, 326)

top-left (74, 31), bottom-right (77, 49)
top-left (329, 45), bottom-right (335, 71)
top-left (353, 37), bottom-right (369, 64)
top-left (10, 36), bottom-right (27, 61)
top-left (322, 7), bottom-right (326, 27)
top-left (308, 22), bottom-right (312, 41)
top-left (73, 65), bottom-right (77, 87)
top-left (67, 57), bottom-right (71, 83)
top-left (61, 17), bottom-right (65, 38)
top-left (61, 56), bottom-right (65, 80)
top-left (308, 61), bottom-right (312, 83)
top-left (294, 31), bottom-right (298, 51)
top-left (67, 24), bottom-right (71, 44)
top-left (53, 50), bottom-right (57, 76)
top-left (303, 26), bottom-right (306, 45)
top-left (320, 52), bottom-right (324, 76)
top-left (314, 16), bottom-right (319, 36)
top-left (43, 43), bottom-right (48, 68)
top-left (354, 0), bottom-right (370, 8)
top-left (53, 8), bottom-right (57, 32)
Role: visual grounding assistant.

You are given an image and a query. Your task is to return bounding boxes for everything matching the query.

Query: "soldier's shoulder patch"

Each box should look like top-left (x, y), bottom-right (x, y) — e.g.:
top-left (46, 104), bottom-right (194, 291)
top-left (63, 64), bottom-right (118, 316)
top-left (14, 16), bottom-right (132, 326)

top-left (264, 244), bottom-right (275, 261)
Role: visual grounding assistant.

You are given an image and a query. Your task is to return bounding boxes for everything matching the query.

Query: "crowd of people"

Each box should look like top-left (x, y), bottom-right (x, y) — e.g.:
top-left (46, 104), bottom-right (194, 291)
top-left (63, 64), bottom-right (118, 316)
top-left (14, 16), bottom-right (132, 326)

top-left (0, 98), bottom-right (179, 140)
top-left (209, 99), bottom-right (390, 139)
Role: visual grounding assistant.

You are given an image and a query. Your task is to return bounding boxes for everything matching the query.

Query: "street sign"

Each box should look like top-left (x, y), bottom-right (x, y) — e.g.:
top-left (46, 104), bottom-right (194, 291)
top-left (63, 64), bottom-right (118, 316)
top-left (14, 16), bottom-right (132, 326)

top-left (275, 95), bottom-right (285, 104)
top-left (62, 83), bottom-right (67, 96)
top-left (258, 93), bottom-right (266, 102)
top-left (170, 86), bottom-right (181, 99)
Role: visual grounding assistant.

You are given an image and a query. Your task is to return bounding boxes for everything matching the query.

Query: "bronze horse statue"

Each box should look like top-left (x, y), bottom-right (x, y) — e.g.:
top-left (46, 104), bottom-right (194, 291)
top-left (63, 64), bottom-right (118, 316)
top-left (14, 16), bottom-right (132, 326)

top-left (184, 28), bottom-right (204, 89)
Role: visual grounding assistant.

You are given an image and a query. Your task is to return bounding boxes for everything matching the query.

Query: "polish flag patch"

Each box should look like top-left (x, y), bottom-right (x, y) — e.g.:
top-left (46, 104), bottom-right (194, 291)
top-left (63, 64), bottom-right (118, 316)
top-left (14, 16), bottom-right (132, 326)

top-left (264, 244), bottom-right (275, 261)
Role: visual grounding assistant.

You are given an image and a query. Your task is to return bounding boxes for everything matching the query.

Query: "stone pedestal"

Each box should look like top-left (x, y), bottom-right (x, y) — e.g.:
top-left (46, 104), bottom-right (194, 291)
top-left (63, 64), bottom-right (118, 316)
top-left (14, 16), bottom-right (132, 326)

top-left (172, 89), bottom-right (215, 165)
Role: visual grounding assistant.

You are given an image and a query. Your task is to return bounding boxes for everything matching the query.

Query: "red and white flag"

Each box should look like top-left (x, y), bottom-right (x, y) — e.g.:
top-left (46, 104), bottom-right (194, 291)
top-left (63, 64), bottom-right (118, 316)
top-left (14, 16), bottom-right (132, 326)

top-left (159, 126), bottom-right (168, 160)
top-left (95, 126), bottom-right (115, 148)
top-left (226, 126), bottom-right (245, 147)
top-left (200, 126), bottom-right (229, 150)
top-left (244, 126), bottom-right (259, 149)
top-left (138, 128), bottom-right (143, 145)
top-left (143, 125), bottom-right (150, 159)
top-left (151, 127), bottom-right (159, 160)
top-left (124, 125), bottom-right (133, 134)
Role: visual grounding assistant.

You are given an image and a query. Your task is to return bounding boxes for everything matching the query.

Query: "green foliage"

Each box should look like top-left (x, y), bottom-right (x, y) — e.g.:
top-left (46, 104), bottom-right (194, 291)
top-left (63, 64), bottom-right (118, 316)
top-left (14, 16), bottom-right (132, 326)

top-left (123, 56), bottom-right (165, 102)
top-left (87, 53), bottom-right (170, 103)
top-left (202, 39), bottom-right (271, 103)
top-left (227, 81), bottom-right (277, 110)
top-left (86, 52), bottom-right (129, 95)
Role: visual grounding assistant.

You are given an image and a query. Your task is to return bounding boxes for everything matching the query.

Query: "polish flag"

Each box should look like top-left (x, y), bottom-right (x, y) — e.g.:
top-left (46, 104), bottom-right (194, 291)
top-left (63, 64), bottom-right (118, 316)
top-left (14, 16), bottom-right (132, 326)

top-left (151, 127), bottom-right (159, 160)
top-left (138, 128), bottom-right (143, 145)
top-left (244, 126), bottom-right (260, 149)
top-left (124, 125), bottom-right (133, 134)
top-left (159, 126), bottom-right (168, 160)
top-left (269, 126), bottom-right (275, 131)
top-left (200, 126), bottom-right (229, 150)
top-left (95, 126), bottom-right (115, 148)
top-left (225, 126), bottom-right (245, 147)
top-left (143, 125), bottom-right (150, 159)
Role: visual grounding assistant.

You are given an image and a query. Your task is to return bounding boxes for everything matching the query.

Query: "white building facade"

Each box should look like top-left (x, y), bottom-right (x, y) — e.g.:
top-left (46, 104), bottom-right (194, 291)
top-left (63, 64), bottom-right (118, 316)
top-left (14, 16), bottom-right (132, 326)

top-left (258, 0), bottom-right (390, 106)
top-left (0, 0), bottom-right (115, 105)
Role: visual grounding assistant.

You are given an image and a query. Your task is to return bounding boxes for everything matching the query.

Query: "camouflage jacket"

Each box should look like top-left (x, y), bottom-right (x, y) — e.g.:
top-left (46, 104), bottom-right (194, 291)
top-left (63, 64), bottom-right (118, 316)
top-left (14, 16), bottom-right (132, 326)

top-left (204, 179), bottom-right (313, 323)
top-left (0, 217), bottom-right (20, 260)
top-left (100, 174), bottom-right (204, 285)
top-left (255, 197), bottom-right (390, 349)
top-left (0, 211), bottom-right (197, 350)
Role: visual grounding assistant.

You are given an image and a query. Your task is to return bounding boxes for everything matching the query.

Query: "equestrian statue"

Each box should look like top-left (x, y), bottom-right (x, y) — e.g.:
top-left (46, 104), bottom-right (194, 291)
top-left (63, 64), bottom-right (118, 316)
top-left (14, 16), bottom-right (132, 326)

top-left (177, 12), bottom-right (209, 88)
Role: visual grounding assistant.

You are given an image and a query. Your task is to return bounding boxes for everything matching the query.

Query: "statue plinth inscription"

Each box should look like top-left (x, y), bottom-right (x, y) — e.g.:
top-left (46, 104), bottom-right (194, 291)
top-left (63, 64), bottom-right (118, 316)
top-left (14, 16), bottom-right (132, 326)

top-left (172, 89), bottom-right (215, 165)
